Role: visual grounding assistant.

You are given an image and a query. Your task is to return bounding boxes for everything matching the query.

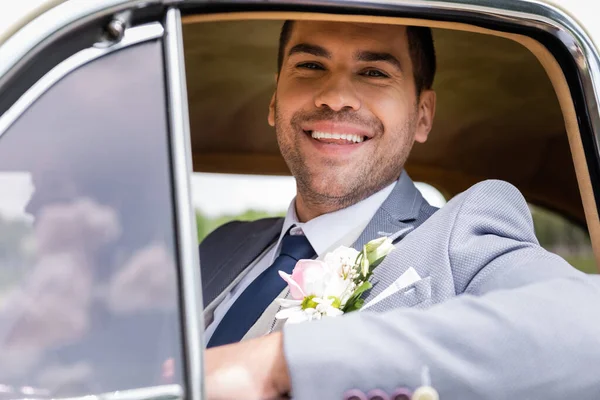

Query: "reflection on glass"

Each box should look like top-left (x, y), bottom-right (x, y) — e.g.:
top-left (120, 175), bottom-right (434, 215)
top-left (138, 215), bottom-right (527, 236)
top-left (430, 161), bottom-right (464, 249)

top-left (0, 41), bottom-right (184, 398)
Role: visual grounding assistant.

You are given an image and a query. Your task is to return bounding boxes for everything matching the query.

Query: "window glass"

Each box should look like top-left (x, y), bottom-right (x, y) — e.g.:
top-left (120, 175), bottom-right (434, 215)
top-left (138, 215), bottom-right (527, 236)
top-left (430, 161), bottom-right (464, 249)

top-left (0, 41), bottom-right (184, 397)
top-left (530, 205), bottom-right (597, 274)
top-left (192, 173), bottom-right (446, 242)
top-left (193, 172), bottom-right (597, 275)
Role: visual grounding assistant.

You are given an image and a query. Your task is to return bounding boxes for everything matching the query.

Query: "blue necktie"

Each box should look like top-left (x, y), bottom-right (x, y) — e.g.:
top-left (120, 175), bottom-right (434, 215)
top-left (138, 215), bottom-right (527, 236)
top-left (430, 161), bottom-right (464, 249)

top-left (207, 233), bottom-right (315, 348)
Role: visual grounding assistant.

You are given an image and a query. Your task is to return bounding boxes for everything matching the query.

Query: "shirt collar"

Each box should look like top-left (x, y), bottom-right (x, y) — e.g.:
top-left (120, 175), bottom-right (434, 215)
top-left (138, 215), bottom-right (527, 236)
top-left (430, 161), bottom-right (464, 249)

top-left (276, 180), bottom-right (396, 258)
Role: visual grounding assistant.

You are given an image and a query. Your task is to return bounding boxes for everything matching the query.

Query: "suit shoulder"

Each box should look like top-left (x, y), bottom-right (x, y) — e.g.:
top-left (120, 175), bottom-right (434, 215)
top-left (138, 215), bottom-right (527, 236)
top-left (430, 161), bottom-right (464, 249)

top-left (462, 179), bottom-right (524, 203)
top-left (452, 179), bottom-right (528, 216)
top-left (200, 217), bottom-right (284, 250)
top-left (449, 179), bottom-right (535, 241)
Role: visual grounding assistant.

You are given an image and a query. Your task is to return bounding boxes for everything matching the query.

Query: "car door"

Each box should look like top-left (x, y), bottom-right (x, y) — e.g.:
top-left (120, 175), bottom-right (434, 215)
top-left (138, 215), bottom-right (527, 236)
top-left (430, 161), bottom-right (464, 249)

top-left (3, 1), bottom-right (600, 400)
top-left (0, 5), bottom-right (200, 400)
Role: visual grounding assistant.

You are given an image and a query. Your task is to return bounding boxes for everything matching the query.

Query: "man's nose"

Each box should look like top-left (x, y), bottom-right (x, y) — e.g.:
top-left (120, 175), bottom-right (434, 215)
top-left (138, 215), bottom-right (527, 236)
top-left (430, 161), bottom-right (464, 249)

top-left (314, 74), bottom-right (361, 112)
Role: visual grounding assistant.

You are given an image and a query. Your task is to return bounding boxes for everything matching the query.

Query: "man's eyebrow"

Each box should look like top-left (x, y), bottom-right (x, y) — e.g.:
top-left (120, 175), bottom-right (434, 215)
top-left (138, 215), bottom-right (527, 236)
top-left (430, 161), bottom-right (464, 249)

top-left (287, 43), bottom-right (331, 59)
top-left (356, 51), bottom-right (403, 72)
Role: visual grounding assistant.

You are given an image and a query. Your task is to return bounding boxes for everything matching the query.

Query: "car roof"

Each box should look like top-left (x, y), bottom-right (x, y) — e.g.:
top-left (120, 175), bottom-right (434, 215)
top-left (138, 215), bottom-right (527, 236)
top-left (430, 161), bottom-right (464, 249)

top-left (0, 0), bottom-right (66, 45)
top-left (0, 0), bottom-right (597, 43)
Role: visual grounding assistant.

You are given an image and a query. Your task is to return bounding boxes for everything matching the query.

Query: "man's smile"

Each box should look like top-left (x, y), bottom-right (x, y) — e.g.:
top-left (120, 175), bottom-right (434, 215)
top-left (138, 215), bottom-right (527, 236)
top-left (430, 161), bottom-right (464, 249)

top-left (300, 121), bottom-right (374, 146)
top-left (311, 131), bottom-right (364, 143)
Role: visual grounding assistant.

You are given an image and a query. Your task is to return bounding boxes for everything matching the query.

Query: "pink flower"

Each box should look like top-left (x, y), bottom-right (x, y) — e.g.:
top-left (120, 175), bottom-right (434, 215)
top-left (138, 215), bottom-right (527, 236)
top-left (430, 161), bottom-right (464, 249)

top-left (278, 259), bottom-right (328, 300)
top-left (278, 258), bottom-right (354, 304)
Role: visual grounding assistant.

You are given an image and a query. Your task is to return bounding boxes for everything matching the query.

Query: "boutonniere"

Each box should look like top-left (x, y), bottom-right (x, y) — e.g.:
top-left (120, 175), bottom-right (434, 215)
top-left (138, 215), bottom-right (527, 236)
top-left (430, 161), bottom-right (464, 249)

top-left (275, 237), bottom-right (394, 324)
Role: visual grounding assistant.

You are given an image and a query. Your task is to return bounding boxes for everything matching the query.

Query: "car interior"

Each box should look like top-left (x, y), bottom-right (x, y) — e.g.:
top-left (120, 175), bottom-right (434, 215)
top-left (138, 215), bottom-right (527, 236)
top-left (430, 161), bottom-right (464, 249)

top-left (180, 12), bottom-right (599, 273)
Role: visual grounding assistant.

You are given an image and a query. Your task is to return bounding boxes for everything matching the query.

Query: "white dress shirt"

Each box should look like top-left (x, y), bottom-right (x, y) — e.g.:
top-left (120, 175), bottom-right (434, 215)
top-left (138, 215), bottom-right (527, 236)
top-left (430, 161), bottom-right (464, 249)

top-left (204, 181), bottom-right (396, 342)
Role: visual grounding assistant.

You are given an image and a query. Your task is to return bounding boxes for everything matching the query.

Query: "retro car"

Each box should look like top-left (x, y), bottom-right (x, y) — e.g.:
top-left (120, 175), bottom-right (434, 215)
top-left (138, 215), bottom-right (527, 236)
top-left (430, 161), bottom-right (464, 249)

top-left (0, 0), bottom-right (598, 399)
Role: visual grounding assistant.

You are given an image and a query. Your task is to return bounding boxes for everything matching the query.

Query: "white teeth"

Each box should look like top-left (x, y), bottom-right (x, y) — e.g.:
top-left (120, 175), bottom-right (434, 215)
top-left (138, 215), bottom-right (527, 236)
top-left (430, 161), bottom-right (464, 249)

top-left (310, 131), bottom-right (364, 143)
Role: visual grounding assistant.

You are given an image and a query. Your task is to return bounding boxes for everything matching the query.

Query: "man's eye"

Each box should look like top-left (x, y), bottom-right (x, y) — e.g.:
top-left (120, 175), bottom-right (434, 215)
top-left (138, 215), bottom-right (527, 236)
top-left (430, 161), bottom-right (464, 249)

top-left (297, 62), bottom-right (324, 70)
top-left (362, 69), bottom-right (389, 78)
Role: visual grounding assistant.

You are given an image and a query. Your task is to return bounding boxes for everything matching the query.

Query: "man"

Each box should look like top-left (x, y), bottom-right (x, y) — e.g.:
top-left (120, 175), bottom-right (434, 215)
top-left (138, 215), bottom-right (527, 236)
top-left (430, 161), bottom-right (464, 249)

top-left (200, 20), bottom-right (600, 399)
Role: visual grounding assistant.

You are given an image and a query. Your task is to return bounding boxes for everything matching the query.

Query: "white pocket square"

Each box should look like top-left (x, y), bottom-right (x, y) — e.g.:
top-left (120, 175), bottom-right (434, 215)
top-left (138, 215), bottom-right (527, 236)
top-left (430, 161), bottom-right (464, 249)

top-left (362, 267), bottom-right (422, 310)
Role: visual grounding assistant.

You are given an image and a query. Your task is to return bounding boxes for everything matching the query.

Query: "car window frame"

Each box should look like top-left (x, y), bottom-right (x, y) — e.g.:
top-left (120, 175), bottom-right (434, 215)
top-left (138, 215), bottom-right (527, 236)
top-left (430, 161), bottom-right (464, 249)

top-left (2, 1), bottom-right (600, 399)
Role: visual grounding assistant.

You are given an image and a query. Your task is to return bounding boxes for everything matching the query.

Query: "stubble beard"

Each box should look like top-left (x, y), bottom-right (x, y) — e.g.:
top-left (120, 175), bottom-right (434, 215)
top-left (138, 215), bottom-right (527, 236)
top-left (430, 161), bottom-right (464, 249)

top-left (274, 101), bottom-right (418, 214)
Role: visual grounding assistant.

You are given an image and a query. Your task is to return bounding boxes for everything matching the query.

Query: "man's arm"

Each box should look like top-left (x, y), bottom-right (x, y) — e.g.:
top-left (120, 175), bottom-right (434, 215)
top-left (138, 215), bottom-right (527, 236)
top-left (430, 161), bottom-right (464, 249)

top-left (282, 181), bottom-right (600, 399)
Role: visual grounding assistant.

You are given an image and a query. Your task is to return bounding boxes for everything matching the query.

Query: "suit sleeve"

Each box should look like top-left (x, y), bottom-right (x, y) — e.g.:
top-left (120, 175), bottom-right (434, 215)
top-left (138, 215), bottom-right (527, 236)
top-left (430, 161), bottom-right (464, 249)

top-left (283, 180), bottom-right (600, 400)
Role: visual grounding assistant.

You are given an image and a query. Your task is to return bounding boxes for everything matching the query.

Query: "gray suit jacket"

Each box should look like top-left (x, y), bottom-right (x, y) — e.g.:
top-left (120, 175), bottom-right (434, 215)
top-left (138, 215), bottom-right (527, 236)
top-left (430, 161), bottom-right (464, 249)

top-left (199, 172), bottom-right (600, 399)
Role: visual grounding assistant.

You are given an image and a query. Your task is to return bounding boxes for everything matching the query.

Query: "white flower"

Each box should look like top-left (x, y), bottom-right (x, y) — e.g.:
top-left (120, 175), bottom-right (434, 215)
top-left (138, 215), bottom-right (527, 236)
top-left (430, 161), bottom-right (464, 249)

top-left (274, 300), bottom-right (310, 324)
top-left (314, 297), bottom-right (344, 317)
top-left (365, 237), bottom-right (395, 266)
top-left (275, 296), bottom-right (344, 324)
top-left (324, 246), bottom-right (360, 278)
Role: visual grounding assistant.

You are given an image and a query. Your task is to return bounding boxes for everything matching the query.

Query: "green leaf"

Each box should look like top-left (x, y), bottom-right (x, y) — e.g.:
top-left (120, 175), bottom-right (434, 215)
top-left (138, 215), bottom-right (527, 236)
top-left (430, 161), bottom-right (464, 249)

top-left (369, 257), bottom-right (385, 269)
top-left (343, 298), bottom-right (364, 312)
top-left (352, 281), bottom-right (372, 298)
top-left (354, 251), bottom-right (363, 265)
top-left (342, 281), bottom-right (372, 313)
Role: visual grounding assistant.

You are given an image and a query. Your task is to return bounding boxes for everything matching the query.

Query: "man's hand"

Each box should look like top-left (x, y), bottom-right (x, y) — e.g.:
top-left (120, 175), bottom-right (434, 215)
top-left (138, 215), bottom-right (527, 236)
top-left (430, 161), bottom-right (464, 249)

top-left (204, 332), bottom-right (291, 400)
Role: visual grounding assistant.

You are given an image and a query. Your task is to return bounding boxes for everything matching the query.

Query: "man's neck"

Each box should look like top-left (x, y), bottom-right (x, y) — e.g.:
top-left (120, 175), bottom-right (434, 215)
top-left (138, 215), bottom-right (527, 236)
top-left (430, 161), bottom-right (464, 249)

top-left (294, 195), bottom-right (341, 222)
top-left (294, 179), bottom-right (398, 222)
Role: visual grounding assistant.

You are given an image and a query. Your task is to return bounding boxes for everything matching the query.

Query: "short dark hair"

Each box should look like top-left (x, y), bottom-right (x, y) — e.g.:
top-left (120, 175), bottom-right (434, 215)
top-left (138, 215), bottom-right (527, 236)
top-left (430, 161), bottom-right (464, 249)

top-left (277, 20), bottom-right (436, 95)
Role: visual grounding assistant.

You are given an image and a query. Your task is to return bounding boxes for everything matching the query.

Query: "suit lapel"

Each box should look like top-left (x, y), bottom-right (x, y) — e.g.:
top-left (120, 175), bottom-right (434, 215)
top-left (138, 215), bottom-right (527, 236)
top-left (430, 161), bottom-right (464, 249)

top-left (352, 171), bottom-right (435, 305)
top-left (201, 218), bottom-right (283, 306)
top-left (352, 171), bottom-right (423, 248)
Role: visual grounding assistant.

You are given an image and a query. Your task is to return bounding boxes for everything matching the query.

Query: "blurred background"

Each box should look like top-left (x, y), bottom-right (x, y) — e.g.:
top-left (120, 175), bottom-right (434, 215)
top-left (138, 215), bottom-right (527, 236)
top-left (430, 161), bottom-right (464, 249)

top-left (189, 172), bottom-right (597, 274)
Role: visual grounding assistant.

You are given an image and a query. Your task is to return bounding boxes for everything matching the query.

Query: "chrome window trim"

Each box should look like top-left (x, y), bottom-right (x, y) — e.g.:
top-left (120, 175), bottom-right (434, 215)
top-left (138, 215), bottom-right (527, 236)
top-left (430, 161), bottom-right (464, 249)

top-left (0, 0), bottom-right (179, 88)
top-left (10, 384), bottom-right (183, 400)
top-left (164, 8), bottom-right (205, 400)
top-left (0, 22), bottom-right (164, 138)
top-left (73, 384), bottom-right (184, 400)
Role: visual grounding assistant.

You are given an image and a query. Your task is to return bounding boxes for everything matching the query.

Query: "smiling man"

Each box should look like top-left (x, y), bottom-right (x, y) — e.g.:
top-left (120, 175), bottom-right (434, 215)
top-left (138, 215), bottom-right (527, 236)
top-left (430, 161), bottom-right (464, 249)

top-left (269, 21), bottom-right (434, 223)
top-left (200, 20), bottom-right (600, 400)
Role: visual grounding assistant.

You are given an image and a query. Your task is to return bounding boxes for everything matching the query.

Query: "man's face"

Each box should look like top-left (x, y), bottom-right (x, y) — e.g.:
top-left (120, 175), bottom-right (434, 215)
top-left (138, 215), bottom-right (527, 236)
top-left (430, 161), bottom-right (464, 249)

top-left (269, 21), bottom-right (435, 210)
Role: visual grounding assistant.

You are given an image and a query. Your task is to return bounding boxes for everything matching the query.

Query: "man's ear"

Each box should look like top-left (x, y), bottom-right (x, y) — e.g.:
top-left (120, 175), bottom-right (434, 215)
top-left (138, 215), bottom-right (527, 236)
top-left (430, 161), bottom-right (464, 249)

top-left (414, 90), bottom-right (436, 143)
top-left (268, 86), bottom-right (277, 127)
